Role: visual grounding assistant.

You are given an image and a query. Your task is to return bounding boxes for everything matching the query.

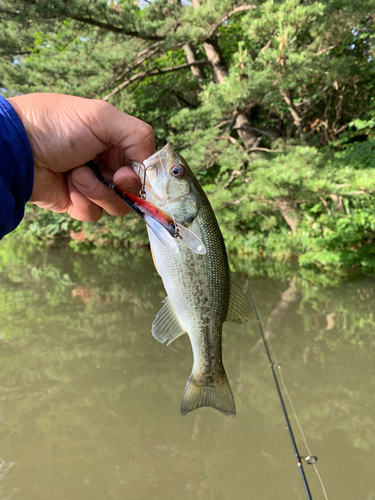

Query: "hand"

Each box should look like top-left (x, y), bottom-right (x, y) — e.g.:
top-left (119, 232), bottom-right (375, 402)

top-left (8, 93), bottom-right (155, 221)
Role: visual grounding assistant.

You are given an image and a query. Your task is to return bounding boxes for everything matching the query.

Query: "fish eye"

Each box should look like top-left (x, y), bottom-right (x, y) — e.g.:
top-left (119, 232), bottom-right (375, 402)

top-left (170, 164), bottom-right (185, 178)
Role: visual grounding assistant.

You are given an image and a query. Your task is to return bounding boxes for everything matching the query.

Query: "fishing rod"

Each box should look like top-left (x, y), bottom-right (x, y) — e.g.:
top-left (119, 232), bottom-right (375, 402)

top-left (249, 286), bottom-right (316, 500)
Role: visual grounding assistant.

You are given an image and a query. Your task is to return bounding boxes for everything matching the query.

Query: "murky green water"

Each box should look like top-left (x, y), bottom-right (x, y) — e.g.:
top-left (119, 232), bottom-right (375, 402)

top-left (0, 241), bottom-right (374, 500)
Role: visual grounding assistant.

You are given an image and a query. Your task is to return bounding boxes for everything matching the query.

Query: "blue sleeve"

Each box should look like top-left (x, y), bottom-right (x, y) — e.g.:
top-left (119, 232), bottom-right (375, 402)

top-left (0, 96), bottom-right (34, 239)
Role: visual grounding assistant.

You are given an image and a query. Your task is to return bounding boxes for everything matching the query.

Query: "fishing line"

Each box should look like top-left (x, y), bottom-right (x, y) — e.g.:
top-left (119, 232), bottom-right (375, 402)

top-left (248, 284), bottom-right (318, 500)
top-left (138, 149), bottom-right (179, 233)
top-left (277, 366), bottom-right (329, 500)
top-left (261, 310), bottom-right (329, 500)
top-left (158, 148), bottom-right (179, 236)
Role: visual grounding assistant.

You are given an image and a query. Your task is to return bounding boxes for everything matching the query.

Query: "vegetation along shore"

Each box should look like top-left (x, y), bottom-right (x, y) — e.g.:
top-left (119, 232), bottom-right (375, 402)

top-left (2, 0), bottom-right (375, 283)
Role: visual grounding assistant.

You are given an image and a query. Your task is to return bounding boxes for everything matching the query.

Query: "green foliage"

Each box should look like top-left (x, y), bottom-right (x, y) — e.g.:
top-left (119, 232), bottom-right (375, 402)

top-left (9, 203), bottom-right (149, 251)
top-left (211, 142), bottom-right (375, 283)
top-left (2, 0), bottom-right (375, 282)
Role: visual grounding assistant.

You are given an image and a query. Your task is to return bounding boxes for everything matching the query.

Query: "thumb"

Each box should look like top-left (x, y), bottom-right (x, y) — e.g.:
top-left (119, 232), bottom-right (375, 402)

top-left (70, 165), bottom-right (142, 219)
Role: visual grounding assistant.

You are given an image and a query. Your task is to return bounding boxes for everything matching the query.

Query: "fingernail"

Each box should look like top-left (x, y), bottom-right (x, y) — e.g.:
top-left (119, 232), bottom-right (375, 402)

top-left (73, 167), bottom-right (97, 189)
top-left (117, 177), bottom-right (138, 190)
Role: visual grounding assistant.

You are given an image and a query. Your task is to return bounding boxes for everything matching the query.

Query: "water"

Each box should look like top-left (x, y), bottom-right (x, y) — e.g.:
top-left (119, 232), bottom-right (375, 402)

top-left (0, 242), bottom-right (374, 500)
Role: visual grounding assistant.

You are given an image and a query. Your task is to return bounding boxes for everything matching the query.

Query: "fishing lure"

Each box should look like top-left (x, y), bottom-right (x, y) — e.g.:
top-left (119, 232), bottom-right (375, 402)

top-left (85, 160), bottom-right (206, 255)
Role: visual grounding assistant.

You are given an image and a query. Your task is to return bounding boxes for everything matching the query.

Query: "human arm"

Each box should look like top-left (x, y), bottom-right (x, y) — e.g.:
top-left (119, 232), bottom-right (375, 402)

top-left (0, 96), bottom-right (33, 239)
top-left (0, 93), bottom-right (155, 239)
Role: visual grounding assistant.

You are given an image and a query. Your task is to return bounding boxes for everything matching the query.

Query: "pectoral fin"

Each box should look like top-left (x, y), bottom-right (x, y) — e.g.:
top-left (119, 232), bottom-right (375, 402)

top-left (226, 276), bottom-right (252, 324)
top-left (152, 297), bottom-right (186, 346)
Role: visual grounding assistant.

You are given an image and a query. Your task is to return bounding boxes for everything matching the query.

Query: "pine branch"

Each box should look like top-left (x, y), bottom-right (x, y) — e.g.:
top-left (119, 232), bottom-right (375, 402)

top-left (319, 196), bottom-right (332, 215)
top-left (316, 43), bottom-right (341, 56)
top-left (248, 147), bottom-right (283, 153)
top-left (71, 14), bottom-right (166, 41)
top-left (280, 89), bottom-right (304, 140)
top-left (205, 5), bottom-right (257, 40)
top-left (7, 0), bottom-right (167, 41)
top-left (97, 42), bottom-right (161, 95)
top-left (221, 195), bottom-right (248, 208)
top-left (102, 60), bottom-right (209, 101)
top-left (223, 170), bottom-right (244, 189)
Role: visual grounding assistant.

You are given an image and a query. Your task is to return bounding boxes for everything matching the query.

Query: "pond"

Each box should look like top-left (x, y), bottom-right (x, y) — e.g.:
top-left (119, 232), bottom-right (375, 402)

top-left (0, 241), bottom-right (374, 500)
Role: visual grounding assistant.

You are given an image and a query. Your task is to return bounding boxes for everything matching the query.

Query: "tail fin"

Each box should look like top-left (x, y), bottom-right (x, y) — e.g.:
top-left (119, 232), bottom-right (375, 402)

top-left (180, 371), bottom-right (236, 417)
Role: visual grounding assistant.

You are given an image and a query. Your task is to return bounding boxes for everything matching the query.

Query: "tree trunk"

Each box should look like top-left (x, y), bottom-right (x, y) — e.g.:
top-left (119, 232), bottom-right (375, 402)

top-left (183, 43), bottom-right (204, 85)
top-left (280, 89), bottom-right (304, 140)
top-left (233, 113), bottom-right (260, 150)
top-left (277, 198), bottom-right (300, 232)
top-left (204, 38), bottom-right (258, 149)
top-left (203, 37), bottom-right (228, 84)
top-left (187, 0), bottom-right (258, 150)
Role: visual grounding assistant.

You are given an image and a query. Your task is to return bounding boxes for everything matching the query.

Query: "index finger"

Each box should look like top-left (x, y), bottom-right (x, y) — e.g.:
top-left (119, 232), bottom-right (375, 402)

top-left (91, 101), bottom-right (155, 162)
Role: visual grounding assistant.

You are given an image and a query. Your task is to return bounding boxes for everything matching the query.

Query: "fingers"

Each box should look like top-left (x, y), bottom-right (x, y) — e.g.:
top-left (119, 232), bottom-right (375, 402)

top-left (8, 93), bottom-right (154, 223)
top-left (69, 165), bottom-right (142, 221)
top-left (8, 94), bottom-right (155, 172)
top-left (91, 101), bottom-right (155, 163)
top-left (68, 180), bottom-right (103, 222)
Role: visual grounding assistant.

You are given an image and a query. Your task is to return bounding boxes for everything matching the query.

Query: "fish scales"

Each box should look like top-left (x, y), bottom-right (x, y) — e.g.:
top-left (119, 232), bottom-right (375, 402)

top-left (133, 143), bottom-right (252, 417)
top-left (150, 203), bottom-right (229, 374)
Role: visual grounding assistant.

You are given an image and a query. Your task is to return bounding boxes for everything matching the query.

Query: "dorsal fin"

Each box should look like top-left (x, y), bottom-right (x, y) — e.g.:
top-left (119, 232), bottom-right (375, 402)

top-left (152, 297), bottom-right (186, 346)
top-left (226, 276), bottom-right (252, 324)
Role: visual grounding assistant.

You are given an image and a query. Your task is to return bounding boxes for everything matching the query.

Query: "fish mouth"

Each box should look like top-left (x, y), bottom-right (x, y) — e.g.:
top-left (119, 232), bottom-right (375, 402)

top-left (130, 160), bottom-right (157, 194)
top-left (131, 156), bottom-right (193, 208)
top-left (131, 144), bottom-right (172, 177)
top-left (130, 159), bottom-right (156, 177)
top-left (131, 159), bottom-right (187, 207)
top-left (129, 159), bottom-right (179, 229)
top-left (131, 142), bottom-right (176, 188)
top-left (129, 146), bottom-right (206, 255)
top-left (116, 184), bottom-right (205, 255)
top-left (113, 181), bottom-right (176, 231)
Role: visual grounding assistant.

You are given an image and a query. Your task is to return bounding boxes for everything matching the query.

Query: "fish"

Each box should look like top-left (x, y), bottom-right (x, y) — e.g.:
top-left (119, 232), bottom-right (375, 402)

top-left (132, 143), bottom-right (252, 417)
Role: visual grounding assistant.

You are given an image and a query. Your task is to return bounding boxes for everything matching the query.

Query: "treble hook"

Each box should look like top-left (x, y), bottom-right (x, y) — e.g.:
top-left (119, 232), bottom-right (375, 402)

top-left (139, 162), bottom-right (155, 200)
top-left (138, 162), bottom-right (147, 199)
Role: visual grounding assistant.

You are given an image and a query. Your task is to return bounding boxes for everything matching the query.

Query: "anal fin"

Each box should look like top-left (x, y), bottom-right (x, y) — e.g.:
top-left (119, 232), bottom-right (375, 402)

top-left (226, 276), bottom-right (253, 324)
top-left (152, 297), bottom-right (186, 346)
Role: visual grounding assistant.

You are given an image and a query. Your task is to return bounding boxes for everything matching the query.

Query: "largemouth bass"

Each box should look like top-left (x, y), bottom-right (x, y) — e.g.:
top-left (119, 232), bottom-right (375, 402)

top-left (132, 143), bottom-right (252, 417)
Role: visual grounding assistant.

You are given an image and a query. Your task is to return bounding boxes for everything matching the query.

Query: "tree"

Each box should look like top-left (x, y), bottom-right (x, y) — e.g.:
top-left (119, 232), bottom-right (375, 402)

top-left (2, 0), bottom-right (375, 279)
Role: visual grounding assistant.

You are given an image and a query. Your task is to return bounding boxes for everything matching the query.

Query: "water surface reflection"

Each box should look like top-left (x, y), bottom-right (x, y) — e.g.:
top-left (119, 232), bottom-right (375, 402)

top-left (0, 242), bottom-right (374, 499)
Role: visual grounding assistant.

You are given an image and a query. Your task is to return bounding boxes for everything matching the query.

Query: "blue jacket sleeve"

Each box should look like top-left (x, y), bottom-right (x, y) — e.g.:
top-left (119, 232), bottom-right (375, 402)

top-left (0, 96), bottom-right (34, 239)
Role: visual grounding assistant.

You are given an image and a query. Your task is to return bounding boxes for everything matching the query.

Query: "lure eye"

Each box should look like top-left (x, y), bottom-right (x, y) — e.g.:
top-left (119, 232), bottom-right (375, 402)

top-left (170, 164), bottom-right (185, 178)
